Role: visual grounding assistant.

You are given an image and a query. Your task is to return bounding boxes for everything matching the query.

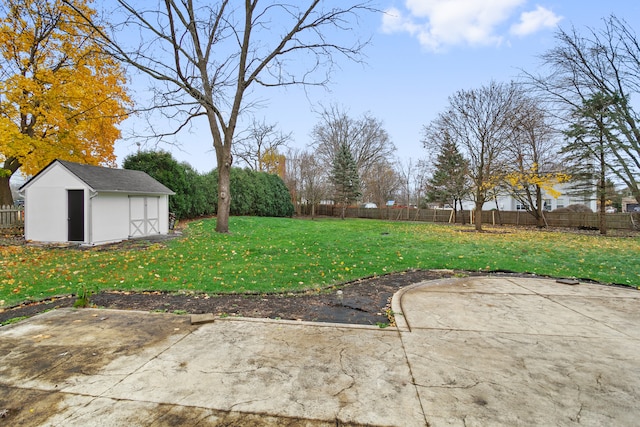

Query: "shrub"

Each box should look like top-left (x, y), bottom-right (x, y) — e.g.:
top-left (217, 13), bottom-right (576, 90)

top-left (124, 152), bottom-right (292, 219)
top-left (123, 150), bottom-right (215, 219)
top-left (209, 168), bottom-right (293, 217)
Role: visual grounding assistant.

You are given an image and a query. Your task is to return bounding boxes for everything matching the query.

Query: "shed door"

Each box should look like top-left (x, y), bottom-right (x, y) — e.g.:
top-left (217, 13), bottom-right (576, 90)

top-left (129, 196), bottom-right (160, 237)
top-left (67, 190), bottom-right (84, 242)
top-left (146, 197), bottom-right (159, 234)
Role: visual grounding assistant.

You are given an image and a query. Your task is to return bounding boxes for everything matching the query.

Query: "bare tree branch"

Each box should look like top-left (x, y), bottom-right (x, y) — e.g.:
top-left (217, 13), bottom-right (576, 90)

top-left (522, 15), bottom-right (640, 203)
top-left (311, 104), bottom-right (396, 176)
top-left (66, 0), bottom-right (375, 232)
top-left (232, 118), bottom-right (291, 170)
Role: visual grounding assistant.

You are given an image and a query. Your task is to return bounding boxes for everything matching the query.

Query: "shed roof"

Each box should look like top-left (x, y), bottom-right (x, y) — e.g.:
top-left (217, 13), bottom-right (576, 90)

top-left (21, 160), bottom-right (175, 195)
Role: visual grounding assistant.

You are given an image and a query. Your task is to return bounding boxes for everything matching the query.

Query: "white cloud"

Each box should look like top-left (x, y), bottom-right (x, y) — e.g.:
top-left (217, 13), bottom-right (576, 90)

top-left (510, 6), bottom-right (563, 36)
top-left (381, 1), bottom-right (560, 52)
top-left (382, 7), bottom-right (420, 35)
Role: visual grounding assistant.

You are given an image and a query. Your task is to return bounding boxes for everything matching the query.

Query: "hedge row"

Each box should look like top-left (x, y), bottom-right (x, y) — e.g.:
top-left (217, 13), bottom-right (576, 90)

top-left (123, 151), bottom-right (293, 219)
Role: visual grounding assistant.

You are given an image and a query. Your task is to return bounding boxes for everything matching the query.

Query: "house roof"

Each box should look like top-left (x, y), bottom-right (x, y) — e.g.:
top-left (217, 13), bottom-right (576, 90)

top-left (20, 160), bottom-right (175, 195)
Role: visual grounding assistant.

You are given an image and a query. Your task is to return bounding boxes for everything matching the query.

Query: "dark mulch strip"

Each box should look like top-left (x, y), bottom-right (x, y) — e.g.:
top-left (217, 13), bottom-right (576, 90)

top-left (0, 269), bottom-right (624, 327)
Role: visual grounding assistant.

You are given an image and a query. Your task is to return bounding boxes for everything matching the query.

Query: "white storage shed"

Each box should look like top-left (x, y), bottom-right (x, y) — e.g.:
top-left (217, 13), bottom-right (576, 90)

top-left (19, 159), bottom-right (174, 245)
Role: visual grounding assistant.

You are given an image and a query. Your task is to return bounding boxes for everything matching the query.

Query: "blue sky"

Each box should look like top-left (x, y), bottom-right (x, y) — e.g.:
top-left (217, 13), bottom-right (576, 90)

top-left (113, 0), bottom-right (640, 173)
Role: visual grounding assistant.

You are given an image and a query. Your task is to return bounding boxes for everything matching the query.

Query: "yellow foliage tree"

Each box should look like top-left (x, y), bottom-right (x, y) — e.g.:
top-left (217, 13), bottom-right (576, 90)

top-left (504, 161), bottom-right (571, 227)
top-left (260, 148), bottom-right (286, 178)
top-left (506, 166), bottom-right (571, 202)
top-left (502, 94), bottom-right (570, 228)
top-left (0, 0), bottom-right (130, 204)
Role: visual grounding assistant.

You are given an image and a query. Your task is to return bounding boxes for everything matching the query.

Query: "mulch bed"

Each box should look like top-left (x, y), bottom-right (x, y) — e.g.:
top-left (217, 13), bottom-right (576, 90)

top-left (0, 269), bottom-right (548, 326)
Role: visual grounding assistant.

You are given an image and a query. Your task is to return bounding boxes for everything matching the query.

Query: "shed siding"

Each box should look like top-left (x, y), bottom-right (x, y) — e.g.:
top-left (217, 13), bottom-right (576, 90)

top-left (24, 164), bottom-right (88, 243)
top-left (159, 195), bottom-right (169, 234)
top-left (91, 193), bottom-right (130, 244)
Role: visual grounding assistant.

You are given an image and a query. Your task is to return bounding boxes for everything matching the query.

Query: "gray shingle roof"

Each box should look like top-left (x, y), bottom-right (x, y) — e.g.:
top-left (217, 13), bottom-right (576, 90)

top-left (56, 160), bottom-right (175, 195)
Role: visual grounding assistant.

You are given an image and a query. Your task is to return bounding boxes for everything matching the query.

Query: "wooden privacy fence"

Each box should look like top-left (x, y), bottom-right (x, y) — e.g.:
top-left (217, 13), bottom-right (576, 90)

top-left (0, 204), bottom-right (24, 229)
top-left (308, 204), bottom-right (639, 230)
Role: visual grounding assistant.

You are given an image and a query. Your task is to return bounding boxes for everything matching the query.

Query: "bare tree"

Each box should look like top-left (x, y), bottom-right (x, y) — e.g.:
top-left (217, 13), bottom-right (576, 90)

top-left (412, 159), bottom-right (431, 210)
top-left (233, 118), bottom-right (291, 171)
top-left (504, 94), bottom-right (564, 228)
top-left (360, 159), bottom-right (400, 208)
top-left (397, 158), bottom-right (422, 218)
top-left (68, 1), bottom-right (374, 233)
top-left (299, 150), bottom-right (327, 218)
top-left (285, 147), bottom-right (327, 217)
top-left (311, 104), bottom-right (396, 177)
top-left (523, 15), bottom-right (640, 205)
top-left (283, 147), bottom-right (302, 215)
top-left (425, 81), bottom-right (522, 231)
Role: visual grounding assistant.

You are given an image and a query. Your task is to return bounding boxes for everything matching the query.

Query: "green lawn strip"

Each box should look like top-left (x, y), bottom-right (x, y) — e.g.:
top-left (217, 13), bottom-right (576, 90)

top-left (1, 217), bottom-right (638, 308)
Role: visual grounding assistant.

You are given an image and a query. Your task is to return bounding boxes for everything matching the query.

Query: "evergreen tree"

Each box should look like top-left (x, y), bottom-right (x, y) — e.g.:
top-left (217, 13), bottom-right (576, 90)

top-left (425, 139), bottom-right (470, 223)
top-left (563, 92), bottom-right (619, 235)
top-left (330, 143), bottom-right (361, 219)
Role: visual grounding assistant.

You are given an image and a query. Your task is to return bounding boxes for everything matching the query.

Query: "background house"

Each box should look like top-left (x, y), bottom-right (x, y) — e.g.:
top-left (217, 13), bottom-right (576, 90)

top-left (19, 160), bottom-right (174, 245)
top-left (622, 197), bottom-right (640, 213)
top-left (460, 182), bottom-right (597, 212)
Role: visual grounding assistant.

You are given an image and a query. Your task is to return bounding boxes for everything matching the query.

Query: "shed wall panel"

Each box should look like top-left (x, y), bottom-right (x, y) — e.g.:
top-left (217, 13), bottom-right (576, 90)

top-left (159, 195), bottom-right (169, 234)
top-left (24, 164), bottom-right (88, 243)
top-left (129, 196), bottom-right (166, 237)
top-left (91, 194), bottom-right (130, 244)
top-left (24, 186), bottom-right (69, 242)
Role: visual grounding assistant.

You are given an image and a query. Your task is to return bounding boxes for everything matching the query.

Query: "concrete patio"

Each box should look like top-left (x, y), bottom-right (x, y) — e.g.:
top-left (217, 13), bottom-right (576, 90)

top-left (1, 276), bottom-right (638, 426)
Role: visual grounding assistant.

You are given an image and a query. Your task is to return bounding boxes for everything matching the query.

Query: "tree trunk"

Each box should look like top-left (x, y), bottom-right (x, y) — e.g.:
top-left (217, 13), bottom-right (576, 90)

top-left (294, 191), bottom-right (301, 216)
top-left (535, 186), bottom-right (545, 228)
top-left (599, 160), bottom-right (607, 235)
top-left (493, 197), bottom-right (503, 226)
top-left (207, 109), bottom-right (233, 234)
top-left (0, 158), bottom-right (21, 206)
top-left (216, 163), bottom-right (231, 233)
top-left (598, 134), bottom-right (607, 235)
top-left (474, 199), bottom-right (484, 231)
top-left (0, 175), bottom-right (13, 206)
top-left (599, 188), bottom-right (607, 235)
top-left (452, 198), bottom-right (458, 223)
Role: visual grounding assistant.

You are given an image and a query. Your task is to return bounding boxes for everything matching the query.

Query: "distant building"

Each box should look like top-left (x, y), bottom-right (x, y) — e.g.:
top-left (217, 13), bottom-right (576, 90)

top-left (622, 197), bottom-right (640, 213)
top-left (460, 182), bottom-right (597, 212)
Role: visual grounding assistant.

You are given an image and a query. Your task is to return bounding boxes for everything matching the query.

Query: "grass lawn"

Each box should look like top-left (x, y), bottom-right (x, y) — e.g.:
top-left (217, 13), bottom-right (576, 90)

top-left (1, 216), bottom-right (639, 308)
